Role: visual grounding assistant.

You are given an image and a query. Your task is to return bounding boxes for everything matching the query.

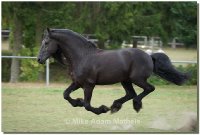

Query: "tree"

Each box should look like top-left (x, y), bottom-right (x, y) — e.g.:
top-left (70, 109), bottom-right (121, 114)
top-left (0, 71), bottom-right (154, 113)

top-left (2, 2), bottom-right (23, 82)
top-left (2, 2), bottom-right (197, 82)
top-left (170, 2), bottom-right (197, 47)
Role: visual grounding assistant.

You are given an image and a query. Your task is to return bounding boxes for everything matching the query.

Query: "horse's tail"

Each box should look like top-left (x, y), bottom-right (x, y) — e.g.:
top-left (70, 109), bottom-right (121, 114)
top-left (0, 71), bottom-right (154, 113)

top-left (151, 53), bottom-right (190, 85)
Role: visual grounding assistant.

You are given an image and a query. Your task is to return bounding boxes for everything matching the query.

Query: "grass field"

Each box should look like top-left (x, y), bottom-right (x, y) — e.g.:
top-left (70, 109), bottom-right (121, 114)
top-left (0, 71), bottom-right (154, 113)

top-left (2, 83), bottom-right (197, 133)
top-left (162, 48), bottom-right (197, 61)
top-left (139, 47), bottom-right (197, 62)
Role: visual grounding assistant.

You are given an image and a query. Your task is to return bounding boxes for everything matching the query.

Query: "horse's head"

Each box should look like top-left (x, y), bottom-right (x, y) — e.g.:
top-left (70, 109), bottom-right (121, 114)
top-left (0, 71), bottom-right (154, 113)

top-left (37, 28), bottom-right (59, 64)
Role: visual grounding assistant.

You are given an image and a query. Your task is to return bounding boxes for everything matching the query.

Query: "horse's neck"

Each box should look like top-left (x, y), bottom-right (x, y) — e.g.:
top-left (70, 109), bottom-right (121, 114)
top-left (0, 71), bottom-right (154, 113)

top-left (52, 32), bottom-right (97, 67)
top-left (60, 41), bottom-right (97, 68)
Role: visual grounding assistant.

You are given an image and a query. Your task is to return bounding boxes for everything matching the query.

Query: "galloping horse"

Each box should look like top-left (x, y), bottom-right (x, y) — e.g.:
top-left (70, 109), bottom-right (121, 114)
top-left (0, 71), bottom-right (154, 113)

top-left (37, 28), bottom-right (189, 115)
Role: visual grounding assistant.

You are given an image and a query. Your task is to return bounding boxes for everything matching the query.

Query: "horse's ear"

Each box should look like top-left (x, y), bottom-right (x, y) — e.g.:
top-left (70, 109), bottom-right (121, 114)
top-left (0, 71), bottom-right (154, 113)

top-left (47, 27), bottom-right (50, 32)
top-left (46, 27), bottom-right (51, 37)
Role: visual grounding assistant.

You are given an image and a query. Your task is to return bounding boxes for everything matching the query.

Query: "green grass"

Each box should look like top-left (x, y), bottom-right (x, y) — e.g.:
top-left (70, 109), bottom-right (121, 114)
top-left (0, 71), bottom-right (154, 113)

top-left (2, 83), bottom-right (197, 133)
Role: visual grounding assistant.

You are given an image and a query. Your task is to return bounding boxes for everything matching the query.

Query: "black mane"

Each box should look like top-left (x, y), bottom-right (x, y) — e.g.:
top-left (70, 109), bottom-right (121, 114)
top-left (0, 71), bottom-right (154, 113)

top-left (48, 29), bottom-right (97, 73)
top-left (44, 28), bottom-right (98, 75)
top-left (50, 29), bottom-right (98, 48)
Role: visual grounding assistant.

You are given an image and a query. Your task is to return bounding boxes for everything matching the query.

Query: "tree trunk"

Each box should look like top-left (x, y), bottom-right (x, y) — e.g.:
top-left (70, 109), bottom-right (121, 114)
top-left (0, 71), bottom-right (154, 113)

top-left (10, 13), bottom-right (22, 83)
top-left (35, 10), bottom-right (45, 81)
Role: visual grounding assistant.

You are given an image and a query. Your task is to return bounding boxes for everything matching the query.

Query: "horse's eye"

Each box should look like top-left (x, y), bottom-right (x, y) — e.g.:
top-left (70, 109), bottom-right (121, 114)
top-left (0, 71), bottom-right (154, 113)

top-left (43, 41), bottom-right (48, 50)
top-left (44, 38), bottom-right (49, 44)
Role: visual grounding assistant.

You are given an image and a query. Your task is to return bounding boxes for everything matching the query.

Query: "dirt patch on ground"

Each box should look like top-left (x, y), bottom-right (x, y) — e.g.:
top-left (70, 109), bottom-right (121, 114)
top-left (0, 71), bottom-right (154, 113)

top-left (149, 112), bottom-right (197, 132)
top-left (149, 117), bottom-right (172, 130)
top-left (177, 112), bottom-right (197, 132)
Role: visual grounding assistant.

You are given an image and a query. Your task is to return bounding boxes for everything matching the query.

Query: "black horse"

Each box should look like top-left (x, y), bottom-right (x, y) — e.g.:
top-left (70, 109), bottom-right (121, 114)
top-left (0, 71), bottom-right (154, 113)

top-left (37, 28), bottom-right (189, 115)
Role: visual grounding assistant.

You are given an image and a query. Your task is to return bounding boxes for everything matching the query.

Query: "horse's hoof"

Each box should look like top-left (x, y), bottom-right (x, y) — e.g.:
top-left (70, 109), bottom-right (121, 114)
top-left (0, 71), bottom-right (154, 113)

top-left (111, 102), bottom-right (122, 114)
top-left (99, 105), bottom-right (110, 113)
top-left (133, 100), bottom-right (142, 113)
top-left (73, 98), bottom-right (84, 107)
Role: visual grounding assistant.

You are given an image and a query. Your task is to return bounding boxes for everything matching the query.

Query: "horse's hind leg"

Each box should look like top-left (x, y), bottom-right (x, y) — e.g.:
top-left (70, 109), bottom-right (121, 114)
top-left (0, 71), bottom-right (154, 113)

top-left (133, 79), bottom-right (155, 112)
top-left (63, 82), bottom-right (84, 107)
top-left (83, 84), bottom-right (110, 115)
top-left (111, 81), bottom-right (137, 114)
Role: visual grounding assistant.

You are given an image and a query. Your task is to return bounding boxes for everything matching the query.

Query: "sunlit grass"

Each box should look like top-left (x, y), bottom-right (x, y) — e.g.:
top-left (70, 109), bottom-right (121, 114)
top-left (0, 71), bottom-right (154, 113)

top-left (140, 47), bottom-right (197, 61)
top-left (2, 83), bottom-right (197, 133)
top-left (163, 48), bottom-right (197, 61)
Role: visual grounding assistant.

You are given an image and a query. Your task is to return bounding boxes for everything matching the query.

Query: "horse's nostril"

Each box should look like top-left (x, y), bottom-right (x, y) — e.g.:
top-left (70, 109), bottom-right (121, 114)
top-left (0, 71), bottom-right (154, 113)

top-left (37, 58), bottom-right (41, 63)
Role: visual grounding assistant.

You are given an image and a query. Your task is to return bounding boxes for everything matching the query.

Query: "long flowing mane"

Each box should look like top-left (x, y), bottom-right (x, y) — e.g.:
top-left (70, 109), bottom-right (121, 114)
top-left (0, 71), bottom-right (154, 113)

top-left (49, 29), bottom-right (98, 76)
top-left (50, 29), bottom-right (98, 48)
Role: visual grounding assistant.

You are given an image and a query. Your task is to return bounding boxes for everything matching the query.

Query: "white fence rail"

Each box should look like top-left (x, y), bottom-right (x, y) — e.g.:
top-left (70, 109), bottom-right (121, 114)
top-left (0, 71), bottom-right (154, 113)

top-left (1, 56), bottom-right (38, 59)
top-left (2, 56), bottom-right (49, 86)
top-left (1, 56), bottom-right (197, 86)
top-left (171, 60), bottom-right (197, 64)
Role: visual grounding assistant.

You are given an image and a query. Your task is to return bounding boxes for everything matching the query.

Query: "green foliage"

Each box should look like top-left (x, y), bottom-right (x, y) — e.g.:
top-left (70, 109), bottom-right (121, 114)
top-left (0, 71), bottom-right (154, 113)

top-left (2, 2), bottom-right (197, 49)
top-left (148, 64), bottom-right (197, 85)
top-left (19, 59), bottom-right (41, 81)
top-left (148, 75), bottom-right (170, 85)
top-left (49, 63), bottom-right (69, 83)
top-left (168, 2), bottom-right (197, 48)
top-left (176, 64), bottom-right (197, 85)
top-left (2, 51), bottom-right (12, 82)
top-left (19, 47), bottom-right (44, 82)
top-left (2, 2), bottom-right (197, 82)
top-left (172, 3), bottom-right (195, 45)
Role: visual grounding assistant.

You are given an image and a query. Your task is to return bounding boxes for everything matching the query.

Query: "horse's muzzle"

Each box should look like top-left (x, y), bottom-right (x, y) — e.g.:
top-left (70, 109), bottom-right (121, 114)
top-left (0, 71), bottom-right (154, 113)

top-left (37, 58), bottom-right (45, 64)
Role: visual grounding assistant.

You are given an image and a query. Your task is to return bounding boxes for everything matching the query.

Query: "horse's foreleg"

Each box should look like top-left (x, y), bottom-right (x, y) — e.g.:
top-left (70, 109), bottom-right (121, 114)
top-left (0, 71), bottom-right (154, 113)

top-left (133, 80), bottom-right (155, 113)
top-left (63, 82), bottom-right (84, 107)
top-left (111, 81), bottom-right (137, 113)
top-left (83, 84), bottom-right (110, 115)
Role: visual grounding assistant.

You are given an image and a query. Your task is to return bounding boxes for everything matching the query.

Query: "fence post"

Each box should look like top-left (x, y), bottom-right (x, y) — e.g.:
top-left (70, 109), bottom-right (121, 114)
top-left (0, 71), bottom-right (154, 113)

top-left (46, 59), bottom-right (50, 86)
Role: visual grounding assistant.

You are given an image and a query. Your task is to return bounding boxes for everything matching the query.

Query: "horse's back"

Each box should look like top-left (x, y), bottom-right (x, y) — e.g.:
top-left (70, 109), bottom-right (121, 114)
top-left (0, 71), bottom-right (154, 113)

top-left (106, 48), bottom-right (153, 81)
top-left (84, 48), bottom-right (153, 84)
